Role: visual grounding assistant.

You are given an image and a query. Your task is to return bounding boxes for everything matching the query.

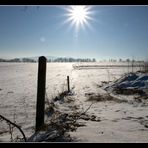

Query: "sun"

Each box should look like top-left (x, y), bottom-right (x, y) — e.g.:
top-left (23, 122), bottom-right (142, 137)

top-left (65, 5), bottom-right (93, 30)
top-left (69, 6), bottom-right (88, 25)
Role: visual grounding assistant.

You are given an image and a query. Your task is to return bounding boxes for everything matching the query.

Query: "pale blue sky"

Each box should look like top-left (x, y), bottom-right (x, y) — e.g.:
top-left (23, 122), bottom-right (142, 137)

top-left (0, 5), bottom-right (148, 60)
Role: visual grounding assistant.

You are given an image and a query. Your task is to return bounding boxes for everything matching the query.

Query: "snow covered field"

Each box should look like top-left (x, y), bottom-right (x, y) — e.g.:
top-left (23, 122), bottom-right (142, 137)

top-left (0, 62), bottom-right (148, 143)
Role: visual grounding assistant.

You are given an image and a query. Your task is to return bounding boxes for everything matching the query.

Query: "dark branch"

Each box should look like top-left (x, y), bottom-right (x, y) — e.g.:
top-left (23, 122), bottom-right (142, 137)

top-left (0, 114), bottom-right (27, 142)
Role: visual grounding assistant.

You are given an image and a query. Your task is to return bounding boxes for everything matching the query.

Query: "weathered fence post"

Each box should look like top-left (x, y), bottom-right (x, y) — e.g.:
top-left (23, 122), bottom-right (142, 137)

top-left (36, 56), bottom-right (47, 132)
top-left (67, 76), bottom-right (70, 92)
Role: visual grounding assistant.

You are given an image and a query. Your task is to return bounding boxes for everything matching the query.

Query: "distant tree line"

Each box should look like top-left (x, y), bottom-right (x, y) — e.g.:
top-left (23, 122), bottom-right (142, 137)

top-left (0, 58), bottom-right (36, 63)
top-left (48, 57), bottom-right (96, 62)
top-left (0, 57), bottom-right (145, 63)
top-left (0, 57), bottom-right (97, 63)
top-left (99, 58), bottom-right (144, 63)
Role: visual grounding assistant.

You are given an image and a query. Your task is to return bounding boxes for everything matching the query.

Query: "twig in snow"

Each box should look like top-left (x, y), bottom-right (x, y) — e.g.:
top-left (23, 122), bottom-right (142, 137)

top-left (81, 102), bottom-right (94, 115)
top-left (72, 102), bottom-right (95, 122)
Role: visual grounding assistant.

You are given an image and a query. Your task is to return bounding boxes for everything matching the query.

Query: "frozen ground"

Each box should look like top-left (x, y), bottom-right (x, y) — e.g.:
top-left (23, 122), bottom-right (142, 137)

top-left (0, 62), bottom-right (148, 143)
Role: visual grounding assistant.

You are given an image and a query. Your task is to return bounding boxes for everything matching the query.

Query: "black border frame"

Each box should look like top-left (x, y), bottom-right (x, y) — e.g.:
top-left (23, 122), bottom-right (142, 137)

top-left (0, 0), bottom-right (148, 5)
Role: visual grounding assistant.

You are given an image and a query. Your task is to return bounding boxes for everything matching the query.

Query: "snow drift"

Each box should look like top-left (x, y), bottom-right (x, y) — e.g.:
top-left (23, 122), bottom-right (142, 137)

top-left (104, 72), bottom-right (148, 94)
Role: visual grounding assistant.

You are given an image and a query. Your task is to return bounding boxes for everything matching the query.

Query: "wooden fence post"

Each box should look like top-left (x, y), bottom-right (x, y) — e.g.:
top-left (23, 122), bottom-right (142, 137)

top-left (35, 56), bottom-right (47, 132)
top-left (67, 76), bottom-right (70, 92)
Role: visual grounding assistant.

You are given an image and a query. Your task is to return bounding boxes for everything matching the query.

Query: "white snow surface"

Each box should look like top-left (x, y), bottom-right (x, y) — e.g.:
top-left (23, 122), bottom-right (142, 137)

top-left (0, 62), bottom-right (148, 143)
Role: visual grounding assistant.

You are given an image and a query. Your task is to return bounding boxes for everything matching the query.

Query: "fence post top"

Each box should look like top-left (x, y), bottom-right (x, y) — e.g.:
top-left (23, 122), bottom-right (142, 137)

top-left (39, 56), bottom-right (47, 61)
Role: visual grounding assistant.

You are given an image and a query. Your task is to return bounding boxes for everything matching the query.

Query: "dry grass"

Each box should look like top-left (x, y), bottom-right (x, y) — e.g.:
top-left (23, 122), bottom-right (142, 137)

top-left (86, 93), bottom-right (128, 103)
top-left (113, 87), bottom-right (146, 95)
